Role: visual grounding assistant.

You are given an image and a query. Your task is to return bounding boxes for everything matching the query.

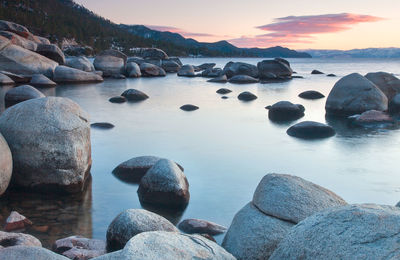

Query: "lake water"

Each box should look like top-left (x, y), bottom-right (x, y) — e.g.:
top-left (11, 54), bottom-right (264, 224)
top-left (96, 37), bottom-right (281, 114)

top-left (0, 57), bottom-right (400, 247)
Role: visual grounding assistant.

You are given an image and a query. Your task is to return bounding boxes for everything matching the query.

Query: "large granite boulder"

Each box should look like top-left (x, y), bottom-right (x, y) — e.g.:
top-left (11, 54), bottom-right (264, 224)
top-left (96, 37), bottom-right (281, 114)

top-left (365, 72), bottom-right (400, 102)
top-left (325, 73), bottom-right (388, 116)
top-left (53, 65), bottom-right (103, 84)
top-left (0, 20), bottom-right (30, 38)
top-left (202, 68), bottom-right (223, 78)
top-left (65, 56), bottom-right (95, 72)
top-left (0, 97), bottom-right (91, 193)
top-left (287, 121), bottom-right (336, 139)
top-left (266, 101), bottom-right (305, 122)
top-left (253, 174), bottom-right (346, 223)
top-left (29, 74), bottom-right (57, 88)
top-left (0, 246), bottom-right (69, 260)
top-left (0, 133), bottom-right (12, 196)
top-left (36, 43), bottom-right (65, 64)
top-left (0, 44), bottom-right (58, 77)
top-left (0, 231), bottom-right (41, 248)
top-left (0, 71), bottom-right (30, 83)
top-left (140, 63), bottom-right (166, 77)
top-left (141, 48), bottom-right (168, 60)
top-left (257, 59), bottom-right (293, 79)
top-left (161, 59), bottom-right (181, 73)
top-left (4, 85), bottom-right (45, 107)
top-left (222, 203), bottom-right (293, 260)
top-left (106, 209), bottom-right (178, 251)
top-left (94, 51), bottom-right (126, 77)
top-left (138, 159), bottom-right (190, 210)
top-left (95, 231), bottom-right (235, 260)
top-left (177, 65), bottom-right (196, 77)
top-left (126, 62), bottom-right (141, 78)
top-left (223, 62), bottom-right (258, 78)
top-left (0, 72), bottom-right (14, 85)
top-left (0, 31), bottom-right (37, 51)
top-left (229, 75), bottom-right (259, 84)
top-left (270, 204), bottom-right (400, 260)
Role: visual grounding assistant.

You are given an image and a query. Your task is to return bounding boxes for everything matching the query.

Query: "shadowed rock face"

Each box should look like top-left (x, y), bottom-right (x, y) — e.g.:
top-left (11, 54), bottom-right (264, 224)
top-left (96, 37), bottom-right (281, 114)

top-left (36, 44), bottom-right (65, 65)
top-left (298, 90), bottom-right (325, 100)
top-left (29, 74), bottom-right (57, 88)
top-left (229, 75), bottom-right (259, 84)
top-left (287, 121), bottom-right (336, 139)
top-left (257, 59), bottom-right (292, 79)
top-left (365, 72), bottom-right (400, 102)
top-left (53, 235), bottom-right (106, 259)
top-left (4, 85), bottom-right (45, 107)
top-left (237, 91), bottom-right (257, 101)
top-left (180, 104), bottom-right (199, 111)
top-left (178, 219), bottom-right (227, 236)
top-left (223, 62), bottom-right (258, 79)
top-left (121, 89), bottom-right (149, 101)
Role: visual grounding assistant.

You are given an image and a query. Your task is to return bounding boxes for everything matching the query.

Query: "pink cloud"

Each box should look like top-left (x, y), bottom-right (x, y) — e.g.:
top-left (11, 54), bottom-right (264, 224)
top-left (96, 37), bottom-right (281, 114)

top-left (146, 25), bottom-right (216, 38)
top-left (229, 13), bottom-right (384, 48)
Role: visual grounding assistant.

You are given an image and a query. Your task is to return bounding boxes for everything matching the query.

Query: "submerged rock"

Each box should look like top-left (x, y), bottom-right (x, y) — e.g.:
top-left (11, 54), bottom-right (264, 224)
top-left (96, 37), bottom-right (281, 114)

top-left (298, 90), bottom-right (325, 100)
top-left (4, 85), bottom-right (45, 107)
top-left (208, 74), bottom-right (227, 83)
top-left (287, 121), bottom-right (336, 139)
top-left (216, 88), bottom-right (232, 94)
top-left (121, 89), bottom-right (149, 101)
top-left (267, 101), bottom-right (305, 122)
top-left (53, 65), bottom-right (103, 84)
top-left (229, 75), bottom-right (259, 84)
top-left (29, 74), bottom-right (57, 88)
top-left (0, 133), bottom-right (12, 196)
top-left (53, 236), bottom-right (106, 259)
top-left (202, 68), bottom-right (222, 78)
top-left (237, 91), bottom-right (257, 101)
top-left (327, 73), bottom-right (336, 77)
top-left (350, 110), bottom-right (394, 127)
top-left (180, 104), bottom-right (199, 111)
top-left (109, 96), bottom-right (126, 103)
top-left (0, 231), bottom-right (41, 248)
top-left (91, 122), bottom-right (115, 129)
top-left (311, 69), bottom-right (324, 74)
top-left (178, 219), bottom-right (227, 235)
top-left (4, 211), bottom-right (33, 231)
top-left (365, 72), bottom-right (400, 102)
top-left (106, 209), bottom-right (178, 251)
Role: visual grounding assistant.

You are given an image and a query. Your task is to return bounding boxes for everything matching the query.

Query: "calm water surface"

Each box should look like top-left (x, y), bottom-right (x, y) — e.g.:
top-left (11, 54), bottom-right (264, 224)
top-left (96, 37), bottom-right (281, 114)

top-left (0, 58), bottom-right (400, 247)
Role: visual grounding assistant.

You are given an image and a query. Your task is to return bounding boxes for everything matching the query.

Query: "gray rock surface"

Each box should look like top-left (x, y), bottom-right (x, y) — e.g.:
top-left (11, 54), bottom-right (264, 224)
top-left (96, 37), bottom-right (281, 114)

top-left (53, 65), bottom-right (103, 84)
top-left (270, 204), bottom-right (400, 260)
top-left (121, 89), bottom-right (149, 101)
top-left (53, 235), bottom-right (106, 259)
top-left (0, 97), bottom-right (91, 193)
top-left (0, 246), bottom-right (69, 260)
top-left (0, 71), bottom-right (30, 83)
top-left (325, 73), bottom-right (388, 116)
top-left (140, 63), bottom-right (166, 77)
top-left (109, 96), bottom-right (126, 103)
top-left (141, 48), bottom-right (168, 60)
top-left (257, 59), bottom-right (292, 79)
top-left (202, 68), bottom-right (222, 78)
top-left (36, 43), bottom-right (65, 64)
top-left (0, 20), bottom-right (30, 38)
top-left (178, 65), bottom-right (196, 77)
top-left (0, 31), bottom-right (38, 51)
top-left (365, 72), bottom-right (400, 101)
top-left (180, 104), bottom-right (199, 111)
top-left (237, 91), bottom-right (257, 101)
top-left (178, 219), bottom-right (227, 235)
top-left (4, 85), bottom-right (45, 107)
top-left (126, 62), bottom-right (141, 78)
top-left (94, 54), bottom-right (125, 77)
top-left (208, 74), bottom-right (227, 83)
top-left (0, 231), bottom-right (41, 247)
top-left (311, 69), bottom-right (324, 74)
top-left (351, 110), bottom-right (394, 126)
top-left (0, 72), bottom-right (14, 85)
top-left (0, 133), bottom-right (12, 195)
top-left (65, 56), bottom-right (95, 72)
top-left (287, 121), bottom-right (336, 139)
top-left (161, 59), bottom-right (181, 73)
top-left (266, 101), bottom-right (305, 122)
top-left (229, 75), bottom-right (259, 84)
top-left (216, 88), bottom-right (232, 94)
top-left (106, 209), bottom-right (178, 251)
top-left (298, 90), bottom-right (325, 99)
top-left (223, 62), bottom-right (258, 78)
top-left (29, 74), bottom-right (57, 88)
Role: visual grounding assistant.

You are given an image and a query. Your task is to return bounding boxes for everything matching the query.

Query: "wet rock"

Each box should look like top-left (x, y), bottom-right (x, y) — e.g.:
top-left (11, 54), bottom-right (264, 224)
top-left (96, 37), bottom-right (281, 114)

top-left (237, 91), bottom-right (257, 101)
top-left (0, 231), bottom-right (41, 247)
top-left (287, 121), bottom-right (336, 139)
top-left (350, 110), bottom-right (394, 127)
top-left (106, 209), bottom-right (178, 252)
top-left (121, 89), bottom-right (149, 101)
top-left (270, 204), bottom-right (400, 260)
top-left (94, 51), bottom-right (126, 77)
top-left (325, 73), bottom-right (388, 116)
top-left (91, 123), bottom-right (115, 129)
top-left (327, 73), bottom-right (336, 77)
top-left (223, 62), bottom-right (258, 78)
top-left (365, 72), bottom-right (400, 102)
top-left (65, 56), bottom-right (95, 72)
top-left (178, 219), bottom-right (227, 235)
top-left (53, 236), bottom-right (106, 260)
top-left (29, 74), bottom-right (57, 88)
top-left (311, 69), bottom-right (324, 74)
top-left (267, 101), bottom-right (305, 122)
top-left (112, 156), bottom-right (183, 184)
top-left (197, 63), bottom-right (216, 70)
top-left (180, 104), bottom-right (199, 111)
top-left (108, 96), bottom-right (126, 103)
top-left (36, 44), bottom-right (65, 64)
top-left (168, 57), bottom-right (183, 66)
top-left (0, 133), bottom-right (12, 196)
top-left (202, 68), bottom-right (222, 78)
top-left (257, 59), bottom-right (292, 79)
top-left (0, 72), bottom-right (14, 85)
top-left (53, 66), bottom-right (103, 84)
top-left (161, 60), bottom-right (181, 73)
top-left (4, 211), bottom-right (33, 231)
top-left (111, 74), bottom-right (126, 79)
top-left (138, 159), bottom-right (190, 210)
top-left (177, 65), bottom-right (196, 77)
top-left (298, 90), bottom-right (325, 100)
top-left (126, 62), bottom-right (141, 78)
top-left (221, 96), bottom-right (228, 99)
top-left (222, 203), bottom-right (293, 260)
top-left (140, 63), bottom-right (166, 77)
top-left (208, 74), bottom-right (227, 83)
top-left (389, 93), bottom-right (400, 114)
top-left (0, 97), bottom-right (92, 193)
top-left (216, 88), bottom-right (232, 94)
top-left (253, 174), bottom-right (347, 223)
top-left (229, 75), bottom-right (259, 84)
top-left (4, 85), bottom-right (45, 107)
top-left (0, 246), bottom-right (69, 260)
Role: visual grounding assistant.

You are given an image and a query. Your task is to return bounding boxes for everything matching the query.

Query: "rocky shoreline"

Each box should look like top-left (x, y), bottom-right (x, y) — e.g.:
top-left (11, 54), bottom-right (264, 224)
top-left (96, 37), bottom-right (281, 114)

top-left (1, 19), bottom-right (400, 259)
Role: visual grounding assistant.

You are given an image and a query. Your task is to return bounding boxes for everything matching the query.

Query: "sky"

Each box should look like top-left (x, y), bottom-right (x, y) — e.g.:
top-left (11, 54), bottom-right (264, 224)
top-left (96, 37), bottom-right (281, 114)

top-left (74, 0), bottom-right (400, 50)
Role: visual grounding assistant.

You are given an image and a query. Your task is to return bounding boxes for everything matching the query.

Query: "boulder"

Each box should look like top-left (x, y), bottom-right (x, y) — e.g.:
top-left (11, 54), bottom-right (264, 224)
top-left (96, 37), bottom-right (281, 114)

top-left (365, 72), bottom-right (400, 101)
top-left (274, 57), bottom-right (290, 67)
top-left (35, 36), bottom-right (50, 45)
top-left (327, 73), bottom-right (336, 77)
top-left (0, 44), bottom-right (58, 77)
top-left (237, 91), bottom-right (257, 101)
top-left (298, 90), bottom-right (325, 99)
top-left (208, 74), bottom-right (227, 83)
top-left (222, 203), bottom-right (294, 260)
top-left (106, 209), bottom-right (178, 251)
top-left (0, 72), bottom-right (14, 85)
top-left (53, 236), bottom-right (106, 260)
top-left (0, 31), bottom-right (37, 51)
top-left (253, 174), bottom-right (347, 223)
top-left (0, 231), bottom-right (41, 247)
top-left (161, 60), bottom-right (181, 73)
top-left (389, 93), bottom-right (400, 114)
top-left (112, 156), bottom-right (183, 184)
top-left (197, 63), bottom-right (216, 70)
top-left (287, 121), bottom-right (336, 139)
top-left (4, 85), bottom-right (45, 107)
top-left (223, 62), bottom-right (258, 78)
top-left (0, 20), bottom-right (30, 38)
top-left (169, 57), bottom-right (183, 66)
top-left (91, 122), bottom-right (115, 129)
top-left (178, 219), bottom-right (227, 235)
top-left (229, 75), bottom-right (259, 84)
top-left (221, 96), bottom-right (229, 99)
top-left (53, 65), bottom-right (103, 84)
top-left (0, 97), bottom-right (91, 193)
top-left (270, 204), bottom-right (400, 260)
top-left (141, 48), bottom-right (168, 60)
top-left (65, 56), bottom-right (95, 72)
top-left (266, 101), bottom-right (305, 122)
top-left (126, 62), bottom-right (141, 77)
top-left (94, 54), bottom-right (125, 77)
top-left (325, 73), bottom-right (388, 116)
top-left (109, 96), bottom-right (126, 103)
top-left (95, 231), bottom-right (235, 260)
top-left (0, 71), bottom-right (30, 83)
top-left (29, 74), bottom-right (57, 88)
top-left (257, 59), bottom-right (292, 79)
top-left (202, 68), bottom-right (223, 78)
top-left (0, 133), bottom-right (12, 196)
top-left (180, 104), bottom-right (199, 111)
top-left (138, 159), bottom-right (190, 210)
top-left (111, 74), bottom-right (126, 79)
top-left (140, 63), bottom-right (166, 77)
top-left (0, 246), bottom-right (69, 260)
top-left (216, 88), bottom-right (232, 94)
top-left (311, 69), bottom-right (324, 74)
top-left (4, 211), bottom-right (33, 231)
top-left (121, 89), bottom-right (149, 101)
top-left (63, 45), bottom-right (94, 56)
top-left (177, 65), bottom-right (196, 77)
top-left (36, 43), bottom-right (65, 64)
top-left (127, 57), bottom-right (145, 65)
top-left (350, 110), bottom-right (394, 127)
top-left (99, 49), bottom-right (127, 63)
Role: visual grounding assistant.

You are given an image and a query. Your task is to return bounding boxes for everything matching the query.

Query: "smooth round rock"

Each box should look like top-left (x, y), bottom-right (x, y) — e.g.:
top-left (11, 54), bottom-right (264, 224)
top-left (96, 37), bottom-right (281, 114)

top-left (178, 219), bottom-right (227, 235)
top-left (177, 65), bottom-right (196, 77)
top-left (180, 104), bottom-right (199, 111)
top-left (94, 50), bottom-right (126, 77)
top-left (36, 43), bottom-right (65, 64)
top-left (311, 69), bottom-right (324, 74)
top-left (238, 91), bottom-right (257, 101)
top-left (4, 85), bottom-right (45, 107)
top-left (0, 231), bottom-right (41, 248)
top-left (0, 97), bottom-right (91, 193)
top-left (161, 60), bottom-right (181, 73)
top-left (257, 59), bottom-right (292, 79)
top-left (223, 62), bottom-right (258, 78)
top-left (208, 74), bottom-right (227, 83)
top-left (0, 246), bottom-right (69, 260)
top-left (298, 90), bottom-right (325, 100)
top-left (53, 236), bottom-right (106, 260)
top-left (109, 96), bottom-right (126, 103)
top-left (126, 62), bottom-right (141, 78)
top-left (216, 88), bottom-right (232, 94)
top-left (138, 159), bottom-right (190, 210)
top-left (29, 74), bottom-right (56, 88)
top-left (202, 68), bottom-right (222, 78)
top-left (53, 65), bottom-right (103, 84)
top-left (106, 209), bottom-right (178, 252)
top-left (270, 204), bottom-right (400, 260)
top-left (365, 72), bottom-right (400, 102)
top-left (287, 121), bottom-right (336, 139)
top-left (229, 75), bottom-right (259, 84)
top-left (267, 101), bottom-right (305, 122)
top-left (65, 56), bottom-right (95, 72)
top-left (121, 89), bottom-right (149, 101)
top-left (91, 122), bottom-right (115, 129)
top-left (0, 133), bottom-right (12, 196)
top-left (351, 110), bottom-right (394, 126)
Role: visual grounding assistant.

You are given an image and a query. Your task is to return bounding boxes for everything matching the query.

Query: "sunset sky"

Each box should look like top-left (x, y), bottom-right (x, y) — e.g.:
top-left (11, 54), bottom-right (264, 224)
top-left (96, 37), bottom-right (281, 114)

top-left (74, 0), bottom-right (400, 50)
